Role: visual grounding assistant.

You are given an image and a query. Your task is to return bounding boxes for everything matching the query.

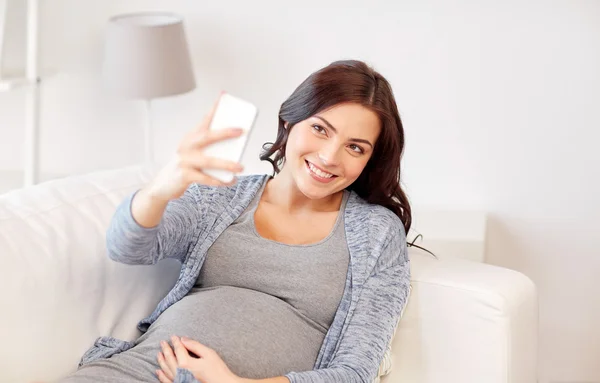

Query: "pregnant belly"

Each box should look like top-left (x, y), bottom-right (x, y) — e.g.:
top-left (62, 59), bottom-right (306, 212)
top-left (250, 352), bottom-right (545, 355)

top-left (133, 285), bottom-right (326, 379)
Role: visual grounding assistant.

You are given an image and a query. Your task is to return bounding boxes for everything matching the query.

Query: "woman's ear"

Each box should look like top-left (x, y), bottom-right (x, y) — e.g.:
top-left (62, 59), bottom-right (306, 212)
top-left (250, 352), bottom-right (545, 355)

top-left (284, 121), bottom-right (289, 130)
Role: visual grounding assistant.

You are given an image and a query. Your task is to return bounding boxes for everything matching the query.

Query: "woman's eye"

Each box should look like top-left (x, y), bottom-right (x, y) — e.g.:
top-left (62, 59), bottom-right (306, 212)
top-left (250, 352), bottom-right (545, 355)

top-left (349, 144), bottom-right (364, 154)
top-left (312, 124), bottom-right (326, 135)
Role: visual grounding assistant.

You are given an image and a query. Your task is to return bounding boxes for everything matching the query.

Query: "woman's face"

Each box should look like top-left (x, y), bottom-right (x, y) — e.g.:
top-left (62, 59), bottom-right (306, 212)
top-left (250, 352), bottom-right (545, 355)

top-left (282, 102), bottom-right (381, 200)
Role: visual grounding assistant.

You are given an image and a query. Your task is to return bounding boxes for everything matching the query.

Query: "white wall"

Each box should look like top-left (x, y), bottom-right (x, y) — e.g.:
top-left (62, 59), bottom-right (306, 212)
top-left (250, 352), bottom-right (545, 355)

top-left (1, 1), bottom-right (599, 382)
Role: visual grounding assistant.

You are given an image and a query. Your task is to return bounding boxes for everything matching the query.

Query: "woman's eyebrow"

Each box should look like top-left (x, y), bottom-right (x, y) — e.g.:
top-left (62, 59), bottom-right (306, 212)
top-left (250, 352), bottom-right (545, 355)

top-left (314, 116), bottom-right (374, 148)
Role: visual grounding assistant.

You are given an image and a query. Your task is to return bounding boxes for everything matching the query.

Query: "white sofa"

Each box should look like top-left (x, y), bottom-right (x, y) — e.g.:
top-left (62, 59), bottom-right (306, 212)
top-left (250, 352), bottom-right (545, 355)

top-left (0, 166), bottom-right (538, 383)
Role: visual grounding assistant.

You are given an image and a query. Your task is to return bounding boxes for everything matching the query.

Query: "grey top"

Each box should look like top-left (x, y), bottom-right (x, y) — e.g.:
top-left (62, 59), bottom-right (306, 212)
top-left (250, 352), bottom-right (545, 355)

top-left (196, 180), bottom-right (350, 330)
top-left (188, 183), bottom-right (350, 377)
top-left (78, 174), bottom-right (410, 383)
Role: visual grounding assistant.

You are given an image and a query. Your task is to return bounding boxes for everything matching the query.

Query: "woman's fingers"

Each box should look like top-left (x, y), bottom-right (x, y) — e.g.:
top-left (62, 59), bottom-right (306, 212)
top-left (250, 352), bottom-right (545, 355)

top-left (179, 167), bottom-right (236, 187)
top-left (180, 127), bottom-right (244, 152)
top-left (171, 336), bottom-right (189, 364)
top-left (157, 352), bottom-right (173, 381)
top-left (156, 369), bottom-right (173, 383)
top-left (160, 341), bottom-right (178, 379)
top-left (197, 94), bottom-right (225, 133)
top-left (180, 153), bottom-right (243, 173)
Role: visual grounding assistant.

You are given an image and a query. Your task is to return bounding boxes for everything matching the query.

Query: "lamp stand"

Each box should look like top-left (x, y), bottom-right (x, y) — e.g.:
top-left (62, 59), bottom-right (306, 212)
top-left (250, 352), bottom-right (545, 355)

top-left (143, 98), bottom-right (154, 168)
top-left (0, 0), bottom-right (7, 70)
top-left (23, 0), bottom-right (40, 187)
top-left (23, 82), bottom-right (40, 187)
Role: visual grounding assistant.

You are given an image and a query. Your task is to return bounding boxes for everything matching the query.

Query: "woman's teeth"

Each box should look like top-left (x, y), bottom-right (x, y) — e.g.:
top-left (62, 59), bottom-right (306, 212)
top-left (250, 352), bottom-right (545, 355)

top-left (308, 161), bottom-right (334, 178)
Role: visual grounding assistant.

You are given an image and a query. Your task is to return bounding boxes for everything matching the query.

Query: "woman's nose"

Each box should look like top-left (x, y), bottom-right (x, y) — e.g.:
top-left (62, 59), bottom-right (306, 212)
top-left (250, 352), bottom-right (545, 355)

top-left (318, 148), bottom-right (340, 167)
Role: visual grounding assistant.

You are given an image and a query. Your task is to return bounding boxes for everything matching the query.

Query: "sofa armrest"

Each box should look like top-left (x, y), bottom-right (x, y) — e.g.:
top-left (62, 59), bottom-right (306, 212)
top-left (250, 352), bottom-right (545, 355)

top-left (382, 252), bottom-right (538, 383)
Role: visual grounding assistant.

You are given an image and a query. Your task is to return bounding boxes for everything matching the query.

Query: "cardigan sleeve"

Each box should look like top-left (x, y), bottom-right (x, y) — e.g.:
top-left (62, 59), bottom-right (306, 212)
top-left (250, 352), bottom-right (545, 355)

top-left (173, 368), bottom-right (200, 383)
top-left (285, 223), bottom-right (410, 383)
top-left (105, 183), bottom-right (203, 265)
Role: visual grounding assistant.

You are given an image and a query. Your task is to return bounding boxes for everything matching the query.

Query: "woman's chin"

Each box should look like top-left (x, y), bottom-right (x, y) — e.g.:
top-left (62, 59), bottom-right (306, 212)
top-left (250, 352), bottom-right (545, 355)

top-left (296, 176), bottom-right (338, 200)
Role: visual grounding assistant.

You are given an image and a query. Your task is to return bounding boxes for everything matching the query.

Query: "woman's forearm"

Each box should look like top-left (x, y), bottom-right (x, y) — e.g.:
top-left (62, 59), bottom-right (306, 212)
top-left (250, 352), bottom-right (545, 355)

top-left (130, 187), bottom-right (170, 228)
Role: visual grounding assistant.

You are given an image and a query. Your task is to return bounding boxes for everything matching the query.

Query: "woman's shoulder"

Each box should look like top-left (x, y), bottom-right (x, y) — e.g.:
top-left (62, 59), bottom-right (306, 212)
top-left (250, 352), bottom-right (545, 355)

top-left (346, 191), bottom-right (407, 254)
top-left (346, 191), bottom-right (405, 234)
top-left (236, 173), bottom-right (271, 185)
top-left (188, 174), bottom-right (269, 205)
top-left (345, 192), bottom-right (408, 274)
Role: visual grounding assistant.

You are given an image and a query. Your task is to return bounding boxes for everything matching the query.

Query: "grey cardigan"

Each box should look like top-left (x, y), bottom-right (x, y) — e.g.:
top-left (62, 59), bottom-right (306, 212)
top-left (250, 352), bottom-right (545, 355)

top-left (78, 174), bottom-right (410, 383)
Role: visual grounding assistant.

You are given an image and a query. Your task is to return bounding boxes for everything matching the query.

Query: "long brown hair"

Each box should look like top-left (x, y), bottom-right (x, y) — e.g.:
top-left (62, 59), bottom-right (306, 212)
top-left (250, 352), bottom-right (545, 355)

top-left (260, 60), bottom-right (412, 233)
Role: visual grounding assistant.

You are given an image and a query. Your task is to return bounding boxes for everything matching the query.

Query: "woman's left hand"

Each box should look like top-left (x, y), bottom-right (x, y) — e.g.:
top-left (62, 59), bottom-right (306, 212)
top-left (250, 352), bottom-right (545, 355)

top-left (156, 335), bottom-right (242, 383)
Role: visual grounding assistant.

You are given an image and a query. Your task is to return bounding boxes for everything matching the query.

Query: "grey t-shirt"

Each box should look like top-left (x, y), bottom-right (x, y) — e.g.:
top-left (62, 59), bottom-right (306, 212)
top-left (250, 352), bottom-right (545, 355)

top-left (63, 183), bottom-right (350, 382)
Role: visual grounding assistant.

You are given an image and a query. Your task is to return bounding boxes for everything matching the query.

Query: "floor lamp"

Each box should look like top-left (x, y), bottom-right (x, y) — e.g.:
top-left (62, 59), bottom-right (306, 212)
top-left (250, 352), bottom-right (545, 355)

top-left (102, 12), bottom-right (196, 168)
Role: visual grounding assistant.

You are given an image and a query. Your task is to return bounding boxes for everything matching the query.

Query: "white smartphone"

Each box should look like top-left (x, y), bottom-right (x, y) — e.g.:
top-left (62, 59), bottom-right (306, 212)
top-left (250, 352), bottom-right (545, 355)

top-left (202, 93), bottom-right (259, 183)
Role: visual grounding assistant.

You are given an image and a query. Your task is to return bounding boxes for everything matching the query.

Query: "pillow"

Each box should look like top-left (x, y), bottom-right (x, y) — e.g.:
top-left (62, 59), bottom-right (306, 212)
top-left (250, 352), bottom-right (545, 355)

top-left (373, 284), bottom-right (412, 382)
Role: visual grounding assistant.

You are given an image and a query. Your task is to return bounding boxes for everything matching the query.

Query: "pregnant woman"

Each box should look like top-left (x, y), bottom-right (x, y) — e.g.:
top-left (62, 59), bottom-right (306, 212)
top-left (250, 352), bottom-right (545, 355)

top-left (60, 59), bottom-right (411, 383)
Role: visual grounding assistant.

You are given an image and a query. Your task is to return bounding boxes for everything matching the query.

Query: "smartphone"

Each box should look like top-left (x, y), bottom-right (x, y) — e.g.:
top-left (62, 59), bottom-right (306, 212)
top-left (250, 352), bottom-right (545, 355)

top-left (202, 93), bottom-right (259, 183)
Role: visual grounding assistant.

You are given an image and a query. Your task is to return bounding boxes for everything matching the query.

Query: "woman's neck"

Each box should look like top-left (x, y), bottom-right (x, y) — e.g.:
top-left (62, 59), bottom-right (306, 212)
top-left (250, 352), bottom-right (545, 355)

top-left (262, 172), bottom-right (343, 214)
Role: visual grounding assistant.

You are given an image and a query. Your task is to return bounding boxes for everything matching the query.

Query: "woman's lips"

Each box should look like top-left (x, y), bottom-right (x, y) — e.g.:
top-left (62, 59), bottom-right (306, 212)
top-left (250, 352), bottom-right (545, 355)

top-left (305, 160), bottom-right (337, 183)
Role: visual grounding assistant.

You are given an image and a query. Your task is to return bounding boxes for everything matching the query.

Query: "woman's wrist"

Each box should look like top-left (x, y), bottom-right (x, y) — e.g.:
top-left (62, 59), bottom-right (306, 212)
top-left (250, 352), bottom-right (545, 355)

top-left (130, 187), bottom-right (170, 228)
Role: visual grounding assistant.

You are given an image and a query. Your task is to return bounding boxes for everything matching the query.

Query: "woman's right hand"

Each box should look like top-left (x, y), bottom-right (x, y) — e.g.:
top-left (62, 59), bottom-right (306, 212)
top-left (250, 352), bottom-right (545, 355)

top-left (145, 95), bottom-right (245, 203)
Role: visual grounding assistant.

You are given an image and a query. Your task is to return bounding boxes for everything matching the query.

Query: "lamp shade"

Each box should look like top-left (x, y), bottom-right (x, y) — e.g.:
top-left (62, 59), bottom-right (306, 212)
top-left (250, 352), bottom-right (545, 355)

top-left (102, 12), bottom-right (196, 99)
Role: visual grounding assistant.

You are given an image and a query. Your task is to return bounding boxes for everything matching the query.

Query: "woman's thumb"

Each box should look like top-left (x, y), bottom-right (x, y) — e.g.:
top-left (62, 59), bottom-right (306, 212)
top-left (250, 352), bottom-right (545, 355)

top-left (181, 337), bottom-right (211, 357)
